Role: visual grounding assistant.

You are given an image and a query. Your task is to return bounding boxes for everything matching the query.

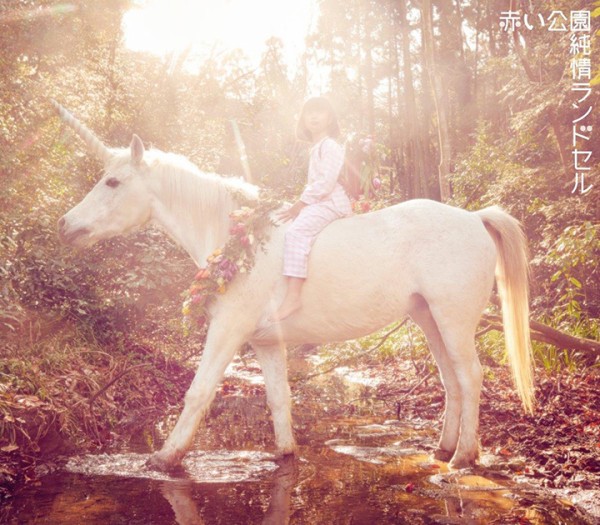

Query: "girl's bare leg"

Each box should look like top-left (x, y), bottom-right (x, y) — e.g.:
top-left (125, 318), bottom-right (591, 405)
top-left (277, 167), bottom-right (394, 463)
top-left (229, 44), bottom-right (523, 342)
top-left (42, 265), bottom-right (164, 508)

top-left (270, 277), bottom-right (304, 322)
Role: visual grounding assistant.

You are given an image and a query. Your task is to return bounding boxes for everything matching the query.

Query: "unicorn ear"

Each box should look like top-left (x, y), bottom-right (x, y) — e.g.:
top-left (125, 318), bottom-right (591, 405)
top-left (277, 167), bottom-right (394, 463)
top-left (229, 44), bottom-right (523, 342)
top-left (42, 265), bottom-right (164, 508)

top-left (130, 134), bottom-right (145, 165)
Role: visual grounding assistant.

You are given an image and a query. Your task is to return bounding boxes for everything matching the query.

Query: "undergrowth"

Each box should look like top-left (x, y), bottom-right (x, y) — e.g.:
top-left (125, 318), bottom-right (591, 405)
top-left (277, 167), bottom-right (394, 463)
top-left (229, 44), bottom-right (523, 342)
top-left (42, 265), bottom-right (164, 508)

top-left (312, 311), bottom-right (599, 386)
top-left (0, 319), bottom-right (194, 498)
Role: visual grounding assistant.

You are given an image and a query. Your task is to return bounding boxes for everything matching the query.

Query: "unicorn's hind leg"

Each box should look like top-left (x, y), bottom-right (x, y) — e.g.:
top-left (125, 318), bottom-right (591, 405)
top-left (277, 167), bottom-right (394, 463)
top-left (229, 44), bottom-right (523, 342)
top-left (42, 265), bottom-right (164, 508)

top-left (428, 306), bottom-right (484, 469)
top-left (408, 295), bottom-right (461, 462)
top-left (253, 342), bottom-right (297, 457)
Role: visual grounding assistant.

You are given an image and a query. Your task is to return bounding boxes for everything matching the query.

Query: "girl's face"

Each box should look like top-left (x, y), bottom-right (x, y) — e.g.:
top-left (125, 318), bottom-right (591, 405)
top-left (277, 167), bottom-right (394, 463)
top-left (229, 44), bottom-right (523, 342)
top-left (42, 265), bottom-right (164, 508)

top-left (303, 108), bottom-right (331, 141)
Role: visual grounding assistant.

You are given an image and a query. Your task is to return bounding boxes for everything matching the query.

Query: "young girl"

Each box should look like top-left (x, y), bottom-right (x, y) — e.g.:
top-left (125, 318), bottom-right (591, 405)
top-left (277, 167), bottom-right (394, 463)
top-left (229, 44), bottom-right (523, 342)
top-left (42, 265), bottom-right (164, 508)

top-left (270, 97), bottom-right (352, 322)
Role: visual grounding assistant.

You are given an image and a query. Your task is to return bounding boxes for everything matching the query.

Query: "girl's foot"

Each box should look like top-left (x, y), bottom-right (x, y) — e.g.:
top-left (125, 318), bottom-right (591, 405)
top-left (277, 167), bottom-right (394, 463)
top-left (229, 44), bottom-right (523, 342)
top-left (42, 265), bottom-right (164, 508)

top-left (269, 297), bottom-right (302, 323)
top-left (270, 276), bottom-right (304, 323)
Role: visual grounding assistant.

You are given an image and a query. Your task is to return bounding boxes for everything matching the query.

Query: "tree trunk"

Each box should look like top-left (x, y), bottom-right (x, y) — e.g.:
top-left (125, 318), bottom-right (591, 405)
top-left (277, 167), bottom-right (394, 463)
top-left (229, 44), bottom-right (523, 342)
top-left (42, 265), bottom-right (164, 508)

top-left (396, 0), bottom-right (433, 199)
top-left (421, 0), bottom-right (452, 202)
top-left (419, 37), bottom-right (436, 199)
top-left (397, 0), bottom-right (419, 198)
top-left (387, 2), bottom-right (398, 194)
top-left (362, 2), bottom-right (376, 138)
top-left (473, 0), bottom-right (481, 118)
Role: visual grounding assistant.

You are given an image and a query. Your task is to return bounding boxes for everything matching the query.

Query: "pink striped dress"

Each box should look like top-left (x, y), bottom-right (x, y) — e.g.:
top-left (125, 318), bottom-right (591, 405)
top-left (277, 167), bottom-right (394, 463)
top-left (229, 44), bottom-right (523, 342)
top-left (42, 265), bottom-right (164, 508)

top-left (283, 137), bottom-right (353, 278)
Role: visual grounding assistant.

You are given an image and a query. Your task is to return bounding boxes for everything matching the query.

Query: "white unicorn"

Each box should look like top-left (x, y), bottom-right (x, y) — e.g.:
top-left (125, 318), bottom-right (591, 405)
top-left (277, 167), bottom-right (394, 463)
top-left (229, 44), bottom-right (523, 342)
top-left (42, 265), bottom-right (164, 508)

top-left (52, 100), bottom-right (534, 471)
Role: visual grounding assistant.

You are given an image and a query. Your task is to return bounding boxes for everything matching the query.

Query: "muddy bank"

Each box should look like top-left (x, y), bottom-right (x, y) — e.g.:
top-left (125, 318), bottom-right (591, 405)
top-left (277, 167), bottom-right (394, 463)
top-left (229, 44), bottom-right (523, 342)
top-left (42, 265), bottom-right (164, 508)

top-left (375, 361), bottom-right (600, 491)
top-left (349, 355), bottom-right (600, 521)
top-left (0, 339), bottom-right (194, 501)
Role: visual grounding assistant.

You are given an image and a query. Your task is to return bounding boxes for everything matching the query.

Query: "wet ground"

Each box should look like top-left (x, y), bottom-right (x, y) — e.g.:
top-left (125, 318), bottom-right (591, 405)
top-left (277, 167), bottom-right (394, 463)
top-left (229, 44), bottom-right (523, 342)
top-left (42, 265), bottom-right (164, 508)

top-left (2, 352), bottom-right (598, 524)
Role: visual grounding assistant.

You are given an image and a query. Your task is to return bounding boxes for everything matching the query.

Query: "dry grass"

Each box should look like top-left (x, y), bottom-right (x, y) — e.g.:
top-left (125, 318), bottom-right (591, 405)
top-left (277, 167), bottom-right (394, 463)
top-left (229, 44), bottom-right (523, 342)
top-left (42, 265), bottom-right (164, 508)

top-left (0, 317), bottom-right (194, 494)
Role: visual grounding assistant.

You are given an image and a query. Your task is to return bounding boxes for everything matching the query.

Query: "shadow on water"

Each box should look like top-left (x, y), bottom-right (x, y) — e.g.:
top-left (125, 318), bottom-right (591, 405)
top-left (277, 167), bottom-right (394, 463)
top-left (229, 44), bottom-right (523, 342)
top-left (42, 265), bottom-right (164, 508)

top-left (3, 356), bottom-right (597, 524)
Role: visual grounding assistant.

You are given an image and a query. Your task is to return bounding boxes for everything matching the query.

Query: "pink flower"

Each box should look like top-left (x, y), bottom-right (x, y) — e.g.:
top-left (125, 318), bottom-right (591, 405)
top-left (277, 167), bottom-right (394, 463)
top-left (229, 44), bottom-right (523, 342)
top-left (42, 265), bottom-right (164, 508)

top-left (219, 258), bottom-right (238, 282)
top-left (229, 223), bottom-right (246, 236)
top-left (372, 177), bottom-right (381, 190)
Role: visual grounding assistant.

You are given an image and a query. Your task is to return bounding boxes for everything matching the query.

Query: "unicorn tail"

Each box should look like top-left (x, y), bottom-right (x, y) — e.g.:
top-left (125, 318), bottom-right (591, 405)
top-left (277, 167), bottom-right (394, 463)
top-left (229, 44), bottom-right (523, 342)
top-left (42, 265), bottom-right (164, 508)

top-left (476, 206), bottom-right (534, 414)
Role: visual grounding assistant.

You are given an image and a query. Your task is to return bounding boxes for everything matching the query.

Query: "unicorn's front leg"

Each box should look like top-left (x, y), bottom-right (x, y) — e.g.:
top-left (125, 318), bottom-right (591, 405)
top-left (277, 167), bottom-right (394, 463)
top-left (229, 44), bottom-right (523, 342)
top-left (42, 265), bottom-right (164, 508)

top-left (253, 342), bottom-right (297, 458)
top-left (148, 321), bottom-right (248, 471)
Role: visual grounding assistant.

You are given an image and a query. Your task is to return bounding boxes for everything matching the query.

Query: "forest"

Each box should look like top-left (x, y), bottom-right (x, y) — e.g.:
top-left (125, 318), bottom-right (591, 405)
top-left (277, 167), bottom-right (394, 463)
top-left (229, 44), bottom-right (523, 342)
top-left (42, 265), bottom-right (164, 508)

top-left (1, 0), bottom-right (599, 523)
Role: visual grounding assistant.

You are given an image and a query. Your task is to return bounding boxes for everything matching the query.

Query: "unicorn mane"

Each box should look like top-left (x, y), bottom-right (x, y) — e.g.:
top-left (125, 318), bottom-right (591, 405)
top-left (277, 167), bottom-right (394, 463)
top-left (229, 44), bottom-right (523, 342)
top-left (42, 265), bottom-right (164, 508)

top-left (114, 147), bottom-right (259, 266)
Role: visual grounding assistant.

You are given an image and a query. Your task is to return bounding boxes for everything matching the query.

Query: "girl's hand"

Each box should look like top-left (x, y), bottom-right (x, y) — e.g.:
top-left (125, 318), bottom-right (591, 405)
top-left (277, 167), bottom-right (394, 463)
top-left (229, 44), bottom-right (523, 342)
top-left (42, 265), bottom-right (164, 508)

top-left (275, 201), bottom-right (307, 223)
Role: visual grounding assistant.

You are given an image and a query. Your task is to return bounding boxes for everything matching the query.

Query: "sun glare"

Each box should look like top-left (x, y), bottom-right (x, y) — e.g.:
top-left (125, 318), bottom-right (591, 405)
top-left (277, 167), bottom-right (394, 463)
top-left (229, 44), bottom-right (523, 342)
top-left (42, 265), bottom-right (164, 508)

top-left (122, 0), bottom-right (316, 70)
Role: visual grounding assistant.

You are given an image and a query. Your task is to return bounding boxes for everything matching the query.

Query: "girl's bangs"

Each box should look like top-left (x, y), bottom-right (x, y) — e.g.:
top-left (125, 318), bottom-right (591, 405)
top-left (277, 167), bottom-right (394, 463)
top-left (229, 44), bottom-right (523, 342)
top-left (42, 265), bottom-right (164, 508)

top-left (303, 97), bottom-right (333, 113)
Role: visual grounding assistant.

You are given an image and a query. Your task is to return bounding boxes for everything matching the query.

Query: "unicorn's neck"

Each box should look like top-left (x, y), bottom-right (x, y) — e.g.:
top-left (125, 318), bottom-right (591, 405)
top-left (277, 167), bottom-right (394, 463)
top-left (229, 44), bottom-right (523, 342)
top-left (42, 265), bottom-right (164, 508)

top-left (148, 159), bottom-right (258, 267)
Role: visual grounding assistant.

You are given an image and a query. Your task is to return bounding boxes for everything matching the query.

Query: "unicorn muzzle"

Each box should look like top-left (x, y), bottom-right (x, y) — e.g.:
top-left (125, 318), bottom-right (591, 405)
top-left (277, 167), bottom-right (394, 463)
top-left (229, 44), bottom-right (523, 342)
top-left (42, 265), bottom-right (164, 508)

top-left (57, 216), bottom-right (90, 246)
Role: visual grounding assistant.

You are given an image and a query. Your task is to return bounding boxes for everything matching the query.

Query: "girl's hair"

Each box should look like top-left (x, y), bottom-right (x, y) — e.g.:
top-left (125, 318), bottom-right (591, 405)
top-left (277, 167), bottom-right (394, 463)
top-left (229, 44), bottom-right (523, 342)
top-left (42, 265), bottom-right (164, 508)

top-left (296, 96), bottom-right (340, 142)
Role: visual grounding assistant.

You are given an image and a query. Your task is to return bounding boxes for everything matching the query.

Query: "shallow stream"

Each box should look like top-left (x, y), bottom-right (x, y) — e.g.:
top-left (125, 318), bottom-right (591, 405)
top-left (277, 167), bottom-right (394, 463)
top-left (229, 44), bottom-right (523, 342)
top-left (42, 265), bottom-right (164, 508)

top-left (3, 354), bottom-right (596, 524)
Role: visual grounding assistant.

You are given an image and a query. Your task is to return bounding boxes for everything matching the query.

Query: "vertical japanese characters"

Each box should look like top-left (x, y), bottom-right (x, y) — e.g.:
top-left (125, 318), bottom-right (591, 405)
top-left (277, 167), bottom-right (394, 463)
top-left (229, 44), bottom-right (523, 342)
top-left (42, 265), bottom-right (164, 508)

top-left (500, 9), bottom-right (594, 195)
top-left (570, 11), bottom-right (593, 195)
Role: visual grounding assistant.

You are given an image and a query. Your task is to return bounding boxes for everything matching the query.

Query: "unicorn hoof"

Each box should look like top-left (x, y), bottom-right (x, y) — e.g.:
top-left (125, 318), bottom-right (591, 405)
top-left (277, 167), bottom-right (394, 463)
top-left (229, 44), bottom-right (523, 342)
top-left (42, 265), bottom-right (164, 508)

top-left (273, 444), bottom-right (298, 461)
top-left (449, 452), bottom-right (478, 470)
top-left (433, 448), bottom-right (454, 462)
top-left (146, 450), bottom-right (184, 472)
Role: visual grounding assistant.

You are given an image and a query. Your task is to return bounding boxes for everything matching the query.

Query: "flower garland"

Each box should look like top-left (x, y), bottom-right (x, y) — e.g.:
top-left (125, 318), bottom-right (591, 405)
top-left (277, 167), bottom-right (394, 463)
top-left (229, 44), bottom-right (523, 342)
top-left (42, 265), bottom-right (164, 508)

top-left (182, 194), bottom-right (281, 334)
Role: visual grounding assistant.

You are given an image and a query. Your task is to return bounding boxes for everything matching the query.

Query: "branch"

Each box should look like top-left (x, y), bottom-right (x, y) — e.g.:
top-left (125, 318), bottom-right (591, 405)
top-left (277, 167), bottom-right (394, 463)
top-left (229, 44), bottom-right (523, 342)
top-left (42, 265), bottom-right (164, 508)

top-left (480, 313), bottom-right (600, 355)
top-left (88, 363), bottom-right (152, 409)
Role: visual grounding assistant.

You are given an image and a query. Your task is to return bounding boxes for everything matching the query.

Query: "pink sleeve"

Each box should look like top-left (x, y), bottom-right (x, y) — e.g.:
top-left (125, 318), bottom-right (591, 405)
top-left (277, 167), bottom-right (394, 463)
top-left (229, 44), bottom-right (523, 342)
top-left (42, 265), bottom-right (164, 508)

top-left (300, 140), bottom-right (345, 204)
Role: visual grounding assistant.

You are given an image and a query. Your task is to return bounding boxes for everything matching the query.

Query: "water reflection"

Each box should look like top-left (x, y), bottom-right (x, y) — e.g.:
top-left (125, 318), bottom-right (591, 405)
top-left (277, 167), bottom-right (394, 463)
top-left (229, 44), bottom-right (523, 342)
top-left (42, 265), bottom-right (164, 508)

top-left (155, 456), bottom-right (297, 525)
top-left (262, 457), bottom-right (298, 525)
top-left (4, 432), bottom-right (589, 524)
top-left (159, 474), bottom-right (299, 525)
top-left (64, 452), bottom-right (298, 525)
top-left (160, 481), bottom-right (204, 525)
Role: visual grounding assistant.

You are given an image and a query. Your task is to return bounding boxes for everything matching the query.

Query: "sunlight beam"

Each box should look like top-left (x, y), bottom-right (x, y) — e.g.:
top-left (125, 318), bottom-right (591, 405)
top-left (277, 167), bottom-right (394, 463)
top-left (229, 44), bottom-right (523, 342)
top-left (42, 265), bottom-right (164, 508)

top-left (122, 0), bottom-right (316, 73)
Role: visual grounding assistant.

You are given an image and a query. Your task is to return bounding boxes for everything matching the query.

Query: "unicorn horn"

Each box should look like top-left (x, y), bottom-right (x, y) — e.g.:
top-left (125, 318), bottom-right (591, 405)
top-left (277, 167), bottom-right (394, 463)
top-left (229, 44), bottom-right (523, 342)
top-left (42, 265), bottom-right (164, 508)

top-left (51, 99), bottom-right (112, 164)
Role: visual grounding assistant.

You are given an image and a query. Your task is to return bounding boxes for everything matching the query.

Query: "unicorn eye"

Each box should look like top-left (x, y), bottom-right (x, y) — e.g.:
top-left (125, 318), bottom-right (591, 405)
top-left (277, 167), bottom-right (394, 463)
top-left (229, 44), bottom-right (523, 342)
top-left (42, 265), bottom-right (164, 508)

top-left (105, 177), bottom-right (120, 188)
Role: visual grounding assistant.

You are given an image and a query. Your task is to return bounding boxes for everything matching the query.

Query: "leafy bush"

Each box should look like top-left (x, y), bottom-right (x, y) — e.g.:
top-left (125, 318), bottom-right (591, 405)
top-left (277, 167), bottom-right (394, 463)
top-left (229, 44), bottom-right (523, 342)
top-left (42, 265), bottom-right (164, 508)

top-left (541, 221), bottom-right (600, 333)
top-left (1, 210), bottom-right (195, 344)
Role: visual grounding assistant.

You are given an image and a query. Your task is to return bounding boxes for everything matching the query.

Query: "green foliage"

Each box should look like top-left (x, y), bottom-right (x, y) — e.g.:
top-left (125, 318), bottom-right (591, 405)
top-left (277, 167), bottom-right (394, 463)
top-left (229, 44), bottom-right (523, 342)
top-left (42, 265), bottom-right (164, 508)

top-left (450, 122), bottom-right (529, 210)
top-left (532, 341), bottom-right (589, 374)
top-left (1, 209), bottom-right (193, 344)
top-left (541, 221), bottom-right (599, 333)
